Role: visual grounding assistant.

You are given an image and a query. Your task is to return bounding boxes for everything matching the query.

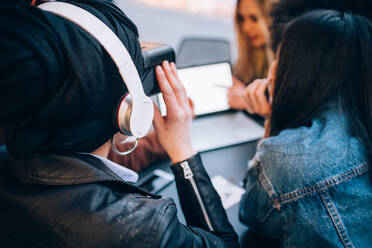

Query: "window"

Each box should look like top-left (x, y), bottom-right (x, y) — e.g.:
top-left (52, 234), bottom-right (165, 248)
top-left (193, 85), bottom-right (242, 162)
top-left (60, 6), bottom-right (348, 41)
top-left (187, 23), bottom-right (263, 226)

top-left (114, 0), bottom-right (237, 60)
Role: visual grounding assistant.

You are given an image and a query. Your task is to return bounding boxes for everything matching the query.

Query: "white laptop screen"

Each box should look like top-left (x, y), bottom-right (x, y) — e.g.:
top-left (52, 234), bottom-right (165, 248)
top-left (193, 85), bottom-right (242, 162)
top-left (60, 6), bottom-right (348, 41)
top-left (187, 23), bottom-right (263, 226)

top-left (158, 62), bottom-right (233, 116)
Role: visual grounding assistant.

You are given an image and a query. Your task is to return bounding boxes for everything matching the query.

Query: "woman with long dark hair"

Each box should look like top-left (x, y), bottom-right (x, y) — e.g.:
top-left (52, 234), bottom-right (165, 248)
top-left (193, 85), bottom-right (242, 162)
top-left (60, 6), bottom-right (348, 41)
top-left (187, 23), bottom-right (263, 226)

top-left (240, 10), bottom-right (372, 247)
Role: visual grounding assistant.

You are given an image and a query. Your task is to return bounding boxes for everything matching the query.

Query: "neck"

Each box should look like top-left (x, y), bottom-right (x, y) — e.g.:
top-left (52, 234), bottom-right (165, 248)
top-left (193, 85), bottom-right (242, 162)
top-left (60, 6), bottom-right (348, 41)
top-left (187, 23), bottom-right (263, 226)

top-left (91, 140), bottom-right (111, 158)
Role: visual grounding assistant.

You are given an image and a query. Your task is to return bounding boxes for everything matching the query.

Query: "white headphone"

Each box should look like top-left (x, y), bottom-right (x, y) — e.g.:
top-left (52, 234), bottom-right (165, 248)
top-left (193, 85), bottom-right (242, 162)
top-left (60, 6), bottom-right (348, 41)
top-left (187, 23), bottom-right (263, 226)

top-left (38, 2), bottom-right (154, 144)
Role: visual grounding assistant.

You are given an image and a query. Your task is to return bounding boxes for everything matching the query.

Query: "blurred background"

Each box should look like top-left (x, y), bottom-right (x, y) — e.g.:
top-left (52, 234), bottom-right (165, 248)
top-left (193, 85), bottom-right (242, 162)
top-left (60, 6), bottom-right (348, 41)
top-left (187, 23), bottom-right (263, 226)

top-left (113, 0), bottom-right (238, 61)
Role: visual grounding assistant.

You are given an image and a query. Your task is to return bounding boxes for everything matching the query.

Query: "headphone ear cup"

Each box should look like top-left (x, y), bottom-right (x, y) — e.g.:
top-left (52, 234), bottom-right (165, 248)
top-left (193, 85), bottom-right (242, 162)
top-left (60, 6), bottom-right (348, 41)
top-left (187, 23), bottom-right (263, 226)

top-left (116, 94), bottom-right (133, 136)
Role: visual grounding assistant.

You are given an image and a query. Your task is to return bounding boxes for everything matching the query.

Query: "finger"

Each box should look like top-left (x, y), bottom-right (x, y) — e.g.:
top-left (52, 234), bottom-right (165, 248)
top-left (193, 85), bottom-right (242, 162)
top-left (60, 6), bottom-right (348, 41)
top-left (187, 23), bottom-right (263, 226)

top-left (249, 81), bottom-right (262, 113)
top-left (163, 61), bottom-right (188, 107)
top-left (227, 88), bottom-right (234, 107)
top-left (188, 98), bottom-right (195, 110)
top-left (232, 76), bottom-right (244, 87)
top-left (170, 62), bottom-right (181, 81)
top-left (245, 102), bottom-right (254, 114)
top-left (227, 87), bottom-right (233, 98)
top-left (155, 66), bottom-right (178, 114)
top-left (171, 62), bottom-right (190, 110)
top-left (252, 79), bottom-right (266, 107)
top-left (255, 80), bottom-right (271, 115)
top-left (188, 98), bottom-right (196, 119)
top-left (244, 84), bottom-right (255, 114)
top-left (152, 103), bottom-right (165, 131)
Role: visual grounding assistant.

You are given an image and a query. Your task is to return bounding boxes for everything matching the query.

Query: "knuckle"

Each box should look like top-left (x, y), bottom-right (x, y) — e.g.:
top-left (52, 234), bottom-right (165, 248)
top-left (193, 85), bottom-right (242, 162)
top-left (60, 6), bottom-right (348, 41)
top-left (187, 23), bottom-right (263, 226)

top-left (174, 84), bottom-right (184, 93)
top-left (175, 111), bottom-right (185, 120)
top-left (244, 90), bottom-right (250, 98)
top-left (180, 112), bottom-right (188, 121)
top-left (163, 88), bottom-right (173, 97)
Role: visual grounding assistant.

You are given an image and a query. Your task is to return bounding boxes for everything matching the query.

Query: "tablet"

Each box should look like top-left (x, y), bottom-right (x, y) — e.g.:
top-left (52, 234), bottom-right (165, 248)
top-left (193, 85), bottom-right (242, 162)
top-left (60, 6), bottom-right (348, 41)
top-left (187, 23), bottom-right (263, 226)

top-left (158, 62), bottom-right (233, 116)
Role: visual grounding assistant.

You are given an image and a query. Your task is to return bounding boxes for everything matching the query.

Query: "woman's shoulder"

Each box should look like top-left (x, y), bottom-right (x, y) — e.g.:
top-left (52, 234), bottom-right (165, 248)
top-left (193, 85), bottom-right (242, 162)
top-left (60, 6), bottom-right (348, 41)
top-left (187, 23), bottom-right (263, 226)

top-left (255, 108), bottom-right (367, 195)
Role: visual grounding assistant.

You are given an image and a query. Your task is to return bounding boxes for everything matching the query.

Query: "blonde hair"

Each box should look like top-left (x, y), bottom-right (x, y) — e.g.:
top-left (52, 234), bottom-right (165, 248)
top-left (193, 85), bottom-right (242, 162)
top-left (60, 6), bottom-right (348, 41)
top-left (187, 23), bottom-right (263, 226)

top-left (233, 0), bottom-right (274, 84)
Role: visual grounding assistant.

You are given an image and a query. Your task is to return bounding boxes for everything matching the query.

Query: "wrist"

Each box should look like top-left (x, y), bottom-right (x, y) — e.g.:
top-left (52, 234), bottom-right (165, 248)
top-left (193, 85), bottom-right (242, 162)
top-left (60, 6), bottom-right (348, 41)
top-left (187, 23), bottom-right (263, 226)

top-left (168, 147), bottom-right (197, 164)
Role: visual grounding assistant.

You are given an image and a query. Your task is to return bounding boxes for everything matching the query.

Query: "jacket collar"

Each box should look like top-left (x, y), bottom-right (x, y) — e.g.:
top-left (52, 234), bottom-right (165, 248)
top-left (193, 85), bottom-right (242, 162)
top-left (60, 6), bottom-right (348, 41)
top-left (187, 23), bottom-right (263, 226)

top-left (8, 153), bottom-right (160, 198)
top-left (9, 153), bottom-right (123, 185)
top-left (79, 153), bottom-right (138, 183)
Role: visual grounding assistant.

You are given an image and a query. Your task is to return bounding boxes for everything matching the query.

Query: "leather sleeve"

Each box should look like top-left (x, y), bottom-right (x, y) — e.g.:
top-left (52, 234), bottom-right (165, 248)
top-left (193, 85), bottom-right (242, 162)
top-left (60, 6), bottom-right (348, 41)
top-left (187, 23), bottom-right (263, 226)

top-left (156, 201), bottom-right (231, 247)
top-left (159, 153), bottom-right (239, 248)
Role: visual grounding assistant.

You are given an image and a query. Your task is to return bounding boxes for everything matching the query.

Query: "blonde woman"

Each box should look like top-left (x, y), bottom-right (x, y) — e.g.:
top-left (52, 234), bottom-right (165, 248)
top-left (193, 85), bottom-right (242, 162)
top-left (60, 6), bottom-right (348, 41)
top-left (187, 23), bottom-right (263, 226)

top-left (228, 0), bottom-right (273, 114)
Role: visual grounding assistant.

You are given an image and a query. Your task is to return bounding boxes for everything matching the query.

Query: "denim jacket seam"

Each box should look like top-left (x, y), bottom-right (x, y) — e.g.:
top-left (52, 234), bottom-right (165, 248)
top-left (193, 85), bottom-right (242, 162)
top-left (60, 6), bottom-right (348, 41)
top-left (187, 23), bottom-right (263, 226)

top-left (257, 163), bottom-right (282, 218)
top-left (257, 205), bottom-right (275, 224)
top-left (278, 163), bottom-right (368, 205)
top-left (257, 131), bottom-right (314, 151)
top-left (319, 191), bottom-right (355, 248)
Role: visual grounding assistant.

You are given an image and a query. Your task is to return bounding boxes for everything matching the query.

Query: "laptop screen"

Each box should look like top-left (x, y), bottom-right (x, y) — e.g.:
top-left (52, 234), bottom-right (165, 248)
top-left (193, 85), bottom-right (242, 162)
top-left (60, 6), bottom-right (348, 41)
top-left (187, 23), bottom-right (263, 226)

top-left (158, 62), bottom-right (233, 116)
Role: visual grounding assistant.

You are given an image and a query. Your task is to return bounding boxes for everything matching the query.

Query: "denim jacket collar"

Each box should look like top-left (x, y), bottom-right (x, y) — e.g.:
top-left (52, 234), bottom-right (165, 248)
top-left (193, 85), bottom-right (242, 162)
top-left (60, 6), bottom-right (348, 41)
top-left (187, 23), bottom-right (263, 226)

top-left (254, 103), bottom-right (367, 196)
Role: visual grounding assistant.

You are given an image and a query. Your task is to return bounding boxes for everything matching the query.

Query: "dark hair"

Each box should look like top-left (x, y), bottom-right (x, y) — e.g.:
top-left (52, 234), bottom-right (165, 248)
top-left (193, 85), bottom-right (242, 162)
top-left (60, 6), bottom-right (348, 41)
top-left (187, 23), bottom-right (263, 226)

top-left (270, 10), bottom-right (372, 176)
top-left (270, 0), bottom-right (372, 51)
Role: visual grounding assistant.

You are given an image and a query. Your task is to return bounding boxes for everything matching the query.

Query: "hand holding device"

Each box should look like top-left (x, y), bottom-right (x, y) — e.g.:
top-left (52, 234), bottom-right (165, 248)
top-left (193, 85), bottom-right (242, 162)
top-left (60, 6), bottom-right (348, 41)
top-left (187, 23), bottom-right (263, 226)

top-left (158, 62), bottom-right (233, 116)
top-left (152, 61), bottom-right (197, 164)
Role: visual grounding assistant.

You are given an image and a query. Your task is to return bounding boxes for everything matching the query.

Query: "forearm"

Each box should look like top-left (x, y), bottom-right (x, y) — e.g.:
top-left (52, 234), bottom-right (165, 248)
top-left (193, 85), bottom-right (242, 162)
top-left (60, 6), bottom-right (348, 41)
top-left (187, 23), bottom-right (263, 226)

top-left (170, 154), bottom-right (239, 248)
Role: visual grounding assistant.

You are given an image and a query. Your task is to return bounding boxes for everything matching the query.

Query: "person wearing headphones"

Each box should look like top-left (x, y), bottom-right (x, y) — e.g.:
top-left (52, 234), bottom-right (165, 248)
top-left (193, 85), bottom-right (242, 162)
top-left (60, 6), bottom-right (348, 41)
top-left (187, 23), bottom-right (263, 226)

top-left (0, 0), bottom-right (168, 174)
top-left (0, 1), bottom-right (239, 247)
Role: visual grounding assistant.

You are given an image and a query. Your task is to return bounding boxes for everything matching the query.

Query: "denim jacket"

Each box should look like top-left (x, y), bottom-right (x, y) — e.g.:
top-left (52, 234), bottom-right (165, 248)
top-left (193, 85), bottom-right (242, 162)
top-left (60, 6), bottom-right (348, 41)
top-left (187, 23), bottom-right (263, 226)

top-left (240, 105), bottom-right (372, 248)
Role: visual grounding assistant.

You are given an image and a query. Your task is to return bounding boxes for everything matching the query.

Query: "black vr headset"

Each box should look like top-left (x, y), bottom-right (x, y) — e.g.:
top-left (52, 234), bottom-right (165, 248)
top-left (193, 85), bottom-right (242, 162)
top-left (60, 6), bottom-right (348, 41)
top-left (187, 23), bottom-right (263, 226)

top-left (140, 41), bottom-right (176, 96)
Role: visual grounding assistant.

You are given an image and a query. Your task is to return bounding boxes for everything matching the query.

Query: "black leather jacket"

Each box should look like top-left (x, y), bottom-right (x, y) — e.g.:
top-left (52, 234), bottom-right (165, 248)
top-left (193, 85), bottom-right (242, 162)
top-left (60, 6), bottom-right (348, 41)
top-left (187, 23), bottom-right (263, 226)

top-left (0, 153), bottom-right (239, 247)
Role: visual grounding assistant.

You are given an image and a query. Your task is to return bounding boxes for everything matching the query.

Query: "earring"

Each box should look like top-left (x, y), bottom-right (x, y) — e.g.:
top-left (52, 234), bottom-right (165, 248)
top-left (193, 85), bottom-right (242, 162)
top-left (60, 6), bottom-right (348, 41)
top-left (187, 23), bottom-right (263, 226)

top-left (111, 134), bottom-right (139, 156)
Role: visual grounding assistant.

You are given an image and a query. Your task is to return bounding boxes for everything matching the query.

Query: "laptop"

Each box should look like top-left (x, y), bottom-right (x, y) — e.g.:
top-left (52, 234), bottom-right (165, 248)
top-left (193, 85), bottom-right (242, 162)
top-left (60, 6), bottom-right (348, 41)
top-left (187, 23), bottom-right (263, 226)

top-left (157, 62), bottom-right (264, 152)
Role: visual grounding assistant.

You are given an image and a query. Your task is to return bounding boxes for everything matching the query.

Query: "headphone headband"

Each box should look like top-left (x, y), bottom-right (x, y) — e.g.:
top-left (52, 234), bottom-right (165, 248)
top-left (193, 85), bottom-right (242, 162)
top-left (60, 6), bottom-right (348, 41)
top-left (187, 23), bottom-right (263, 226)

top-left (38, 2), bottom-right (154, 138)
